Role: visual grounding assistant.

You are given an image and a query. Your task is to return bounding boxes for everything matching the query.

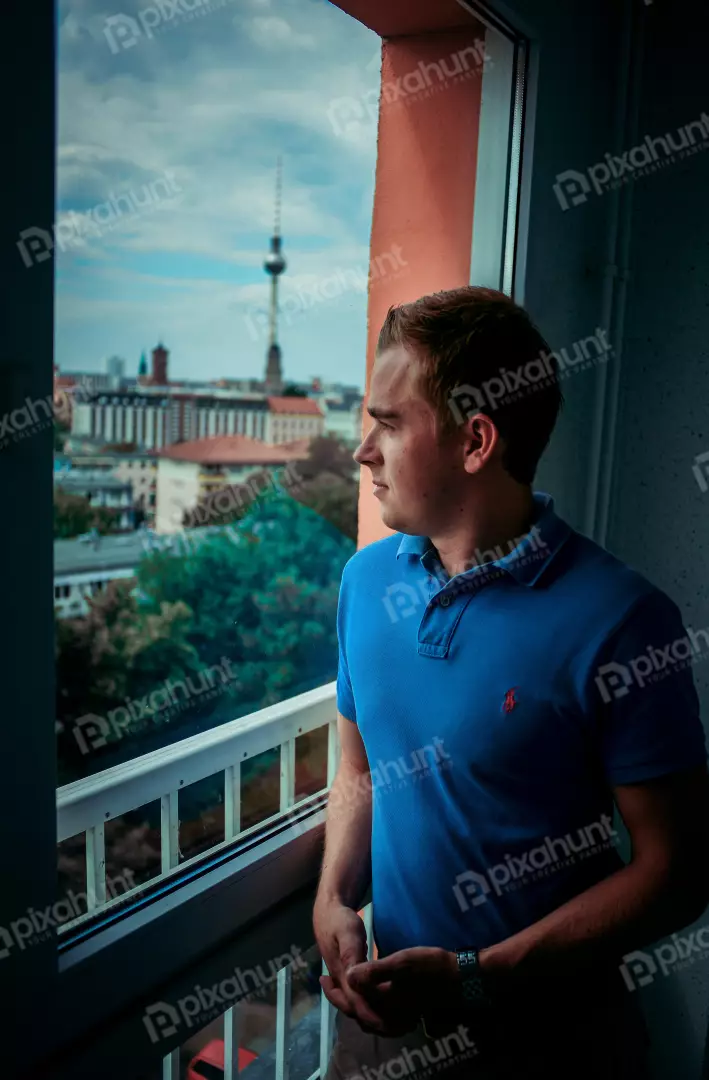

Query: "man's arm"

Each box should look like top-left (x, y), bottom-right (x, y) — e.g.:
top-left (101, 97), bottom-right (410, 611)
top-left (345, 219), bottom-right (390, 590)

top-left (347, 763), bottom-right (709, 1011)
top-left (316, 710), bottom-right (372, 912)
top-left (314, 712), bottom-right (394, 1030)
top-left (479, 762), bottom-right (709, 983)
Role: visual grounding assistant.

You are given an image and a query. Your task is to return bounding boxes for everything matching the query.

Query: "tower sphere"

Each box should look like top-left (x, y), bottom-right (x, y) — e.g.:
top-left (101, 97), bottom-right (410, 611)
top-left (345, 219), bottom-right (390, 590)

top-left (264, 250), bottom-right (286, 275)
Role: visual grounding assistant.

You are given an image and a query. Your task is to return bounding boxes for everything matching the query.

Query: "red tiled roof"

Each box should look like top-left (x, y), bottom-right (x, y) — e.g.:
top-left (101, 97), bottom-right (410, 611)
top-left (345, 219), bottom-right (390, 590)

top-left (157, 434), bottom-right (309, 466)
top-left (267, 396), bottom-right (323, 416)
top-left (276, 438), bottom-right (313, 454)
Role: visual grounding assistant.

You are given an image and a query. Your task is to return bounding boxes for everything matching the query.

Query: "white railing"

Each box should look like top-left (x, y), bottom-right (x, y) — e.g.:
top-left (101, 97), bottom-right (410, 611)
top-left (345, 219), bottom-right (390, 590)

top-left (158, 927), bottom-right (372, 1080)
top-left (57, 679), bottom-right (368, 1078)
top-left (57, 681), bottom-right (340, 913)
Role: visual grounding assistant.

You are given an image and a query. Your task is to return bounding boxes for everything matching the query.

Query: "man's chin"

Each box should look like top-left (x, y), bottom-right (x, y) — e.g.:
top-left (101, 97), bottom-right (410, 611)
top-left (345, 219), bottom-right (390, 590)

top-left (379, 502), bottom-right (406, 533)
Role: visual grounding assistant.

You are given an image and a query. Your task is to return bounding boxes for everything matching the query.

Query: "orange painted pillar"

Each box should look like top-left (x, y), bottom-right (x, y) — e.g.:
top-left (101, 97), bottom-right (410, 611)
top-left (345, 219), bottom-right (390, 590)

top-left (358, 29), bottom-right (486, 548)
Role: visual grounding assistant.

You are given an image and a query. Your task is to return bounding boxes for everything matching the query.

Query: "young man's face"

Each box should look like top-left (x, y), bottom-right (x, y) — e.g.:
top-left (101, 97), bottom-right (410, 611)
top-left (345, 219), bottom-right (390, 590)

top-left (354, 344), bottom-right (467, 535)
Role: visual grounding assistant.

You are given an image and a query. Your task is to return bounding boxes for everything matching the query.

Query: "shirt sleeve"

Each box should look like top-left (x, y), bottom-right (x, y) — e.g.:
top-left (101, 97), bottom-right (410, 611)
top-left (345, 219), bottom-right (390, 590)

top-left (591, 589), bottom-right (707, 785)
top-left (336, 562), bottom-right (357, 723)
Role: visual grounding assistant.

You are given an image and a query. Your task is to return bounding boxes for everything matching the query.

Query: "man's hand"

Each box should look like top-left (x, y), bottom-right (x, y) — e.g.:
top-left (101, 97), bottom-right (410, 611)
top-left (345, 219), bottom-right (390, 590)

top-left (314, 901), bottom-right (399, 1033)
top-left (346, 946), bottom-right (462, 1026)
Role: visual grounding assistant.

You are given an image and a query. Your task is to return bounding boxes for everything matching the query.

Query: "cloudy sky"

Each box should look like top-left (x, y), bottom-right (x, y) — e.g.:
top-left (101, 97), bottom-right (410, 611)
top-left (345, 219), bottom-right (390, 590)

top-left (55, 0), bottom-right (380, 387)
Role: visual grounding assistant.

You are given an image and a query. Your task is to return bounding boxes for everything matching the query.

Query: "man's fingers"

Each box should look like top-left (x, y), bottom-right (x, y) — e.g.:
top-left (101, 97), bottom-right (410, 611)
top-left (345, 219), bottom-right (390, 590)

top-left (347, 955), bottom-right (407, 991)
top-left (349, 993), bottom-right (393, 1032)
top-left (321, 974), bottom-right (397, 1035)
top-left (319, 975), bottom-right (353, 1014)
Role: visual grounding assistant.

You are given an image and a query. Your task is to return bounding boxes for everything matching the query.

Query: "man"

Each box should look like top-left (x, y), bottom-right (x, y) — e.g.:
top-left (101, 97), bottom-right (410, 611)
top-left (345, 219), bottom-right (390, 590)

top-left (313, 287), bottom-right (709, 1079)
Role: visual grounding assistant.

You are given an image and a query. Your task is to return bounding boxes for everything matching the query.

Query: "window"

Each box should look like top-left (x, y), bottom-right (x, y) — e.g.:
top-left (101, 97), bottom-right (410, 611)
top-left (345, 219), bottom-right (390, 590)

top-left (36, 2), bottom-right (534, 1070)
top-left (54, 0), bottom-right (378, 933)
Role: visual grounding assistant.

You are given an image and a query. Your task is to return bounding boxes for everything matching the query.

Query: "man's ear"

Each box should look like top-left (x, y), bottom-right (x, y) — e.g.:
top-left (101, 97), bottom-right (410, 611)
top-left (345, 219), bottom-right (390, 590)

top-left (462, 414), bottom-right (498, 474)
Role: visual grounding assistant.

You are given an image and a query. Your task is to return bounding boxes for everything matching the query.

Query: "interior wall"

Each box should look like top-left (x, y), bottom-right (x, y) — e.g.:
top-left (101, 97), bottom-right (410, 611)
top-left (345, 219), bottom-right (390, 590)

top-left (449, 0), bottom-right (709, 1075)
top-left (338, 0), bottom-right (709, 1074)
top-left (602, 3), bottom-right (709, 1076)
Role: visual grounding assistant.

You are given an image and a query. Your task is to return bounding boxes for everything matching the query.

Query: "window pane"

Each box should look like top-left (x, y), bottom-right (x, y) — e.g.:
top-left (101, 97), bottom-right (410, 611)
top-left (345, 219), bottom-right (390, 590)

top-left (294, 726), bottom-right (328, 801)
top-left (240, 748), bottom-right (281, 832)
top-left (167, 942), bottom-right (321, 1079)
top-left (179, 772), bottom-right (225, 863)
top-left (54, 0), bottom-right (376, 879)
top-left (54, 0), bottom-right (524, 917)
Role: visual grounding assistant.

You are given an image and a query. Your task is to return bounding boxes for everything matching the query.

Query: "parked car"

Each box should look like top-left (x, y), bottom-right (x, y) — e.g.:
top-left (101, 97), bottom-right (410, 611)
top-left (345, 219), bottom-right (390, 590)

top-left (187, 1038), bottom-right (258, 1080)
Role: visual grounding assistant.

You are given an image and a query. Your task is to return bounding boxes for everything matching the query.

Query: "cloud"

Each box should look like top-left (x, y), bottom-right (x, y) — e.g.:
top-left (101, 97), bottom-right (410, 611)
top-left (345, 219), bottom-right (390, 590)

top-left (246, 14), bottom-right (316, 50)
top-left (54, 0), bottom-right (381, 386)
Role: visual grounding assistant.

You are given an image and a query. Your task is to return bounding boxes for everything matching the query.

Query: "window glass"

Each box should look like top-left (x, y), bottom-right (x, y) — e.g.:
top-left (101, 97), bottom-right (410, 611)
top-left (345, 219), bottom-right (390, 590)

top-left (54, 0), bottom-right (377, 849)
top-left (54, 0), bottom-right (524, 925)
top-left (159, 942), bottom-right (322, 1079)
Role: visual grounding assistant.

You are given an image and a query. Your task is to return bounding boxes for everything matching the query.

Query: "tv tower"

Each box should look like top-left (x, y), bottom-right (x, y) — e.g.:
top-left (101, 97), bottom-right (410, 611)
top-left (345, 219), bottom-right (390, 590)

top-left (263, 158), bottom-right (286, 394)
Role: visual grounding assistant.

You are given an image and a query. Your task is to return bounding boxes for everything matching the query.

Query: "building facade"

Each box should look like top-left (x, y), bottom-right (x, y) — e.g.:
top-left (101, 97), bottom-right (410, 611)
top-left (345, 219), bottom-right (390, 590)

top-left (71, 392), bottom-right (323, 451)
top-left (53, 532), bottom-right (146, 618)
top-left (155, 433), bottom-right (311, 533)
top-left (55, 474), bottom-right (134, 530)
top-left (56, 450), bottom-right (158, 524)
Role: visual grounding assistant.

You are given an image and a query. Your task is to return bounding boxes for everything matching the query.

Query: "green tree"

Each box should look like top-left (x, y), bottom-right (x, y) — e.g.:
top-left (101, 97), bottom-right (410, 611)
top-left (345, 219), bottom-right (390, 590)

top-left (55, 578), bottom-right (196, 783)
top-left (295, 434), bottom-right (357, 481)
top-left (184, 436), bottom-right (358, 538)
top-left (56, 491), bottom-right (354, 782)
top-left (291, 473), bottom-right (357, 542)
top-left (54, 489), bottom-right (122, 538)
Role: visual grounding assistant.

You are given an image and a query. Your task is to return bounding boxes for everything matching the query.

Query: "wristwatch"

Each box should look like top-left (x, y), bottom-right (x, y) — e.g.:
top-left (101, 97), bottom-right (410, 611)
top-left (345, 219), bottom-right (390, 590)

top-left (456, 947), bottom-right (493, 1008)
top-left (420, 947), bottom-right (493, 1040)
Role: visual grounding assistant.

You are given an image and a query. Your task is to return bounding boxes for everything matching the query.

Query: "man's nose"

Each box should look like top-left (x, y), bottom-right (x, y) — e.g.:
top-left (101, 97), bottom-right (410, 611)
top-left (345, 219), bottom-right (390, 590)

top-left (354, 430), bottom-right (381, 467)
top-left (353, 432), bottom-right (372, 466)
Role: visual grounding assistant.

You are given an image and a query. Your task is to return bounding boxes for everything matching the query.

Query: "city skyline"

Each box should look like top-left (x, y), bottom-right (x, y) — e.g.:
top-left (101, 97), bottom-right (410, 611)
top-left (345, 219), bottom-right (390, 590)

top-left (55, 0), bottom-right (380, 386)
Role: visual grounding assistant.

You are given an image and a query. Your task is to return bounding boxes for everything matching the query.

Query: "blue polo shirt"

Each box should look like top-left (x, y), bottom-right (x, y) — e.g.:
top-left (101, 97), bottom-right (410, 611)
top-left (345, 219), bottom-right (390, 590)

top-left (336, 492), bottom-right (707, 957)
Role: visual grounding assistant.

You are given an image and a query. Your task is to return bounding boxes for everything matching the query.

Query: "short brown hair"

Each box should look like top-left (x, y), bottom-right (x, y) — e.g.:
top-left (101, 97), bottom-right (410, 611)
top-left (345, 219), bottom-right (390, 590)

top-left (376, 286), bottom-right (563, 485)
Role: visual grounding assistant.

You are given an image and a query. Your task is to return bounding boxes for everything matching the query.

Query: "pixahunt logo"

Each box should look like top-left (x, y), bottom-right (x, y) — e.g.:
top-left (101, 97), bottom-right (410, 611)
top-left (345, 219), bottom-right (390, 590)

top-left (553, 112), bottom-right (709, 210)
top-left (103, 0), bottom-right (234, 53)
top-left (179, 460), bottom-right (304, 528)
top-left (17, 172), bottom-right (181, 267)
top-left (0, 386), bottom-right (89, 451)
top-left (453, 815), bottom-right (619, 910)
top-left (448, 328), bottom-right (611, 420)
top-left (621, 926), bottom-right (709, 990)
top-left (327, 41), bottom-right (491, 140)
top-left (0, 870), bottom-right (135, 960)
top-left (244, 245), bottom-right (407, 342)
top-left (692, 450), bottom-right (709, 493)
top-left (72, 656), bottom-right (240, 754)
top-left (328, 739), bottom-right (452, 811)
top-left (141, 523), bottom-right (240, 559)
top-left (382, 526), bottom-right (549, 624)
top-left (350, 1024), bottom-right (477, 1080)
top-left (143, 945), bottom-right (307, 1043)
top-left (595, 623), bottom-right (709, 703)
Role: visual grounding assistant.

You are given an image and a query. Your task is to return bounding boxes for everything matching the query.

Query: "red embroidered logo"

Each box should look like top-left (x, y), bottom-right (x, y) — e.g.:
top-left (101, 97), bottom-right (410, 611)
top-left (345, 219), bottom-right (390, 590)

top-left (502, 687), bottom-right (518, 713)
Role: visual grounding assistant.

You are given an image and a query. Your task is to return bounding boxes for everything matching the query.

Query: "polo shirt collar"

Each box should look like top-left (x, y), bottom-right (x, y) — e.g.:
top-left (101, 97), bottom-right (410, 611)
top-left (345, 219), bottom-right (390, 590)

top-left (395, 491), bottom-right (572, 587)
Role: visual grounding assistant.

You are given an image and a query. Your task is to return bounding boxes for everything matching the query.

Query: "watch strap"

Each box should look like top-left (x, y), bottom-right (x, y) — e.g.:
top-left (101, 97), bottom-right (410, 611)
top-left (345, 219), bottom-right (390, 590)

top-left (456, 948), bottom-right (493, 1007)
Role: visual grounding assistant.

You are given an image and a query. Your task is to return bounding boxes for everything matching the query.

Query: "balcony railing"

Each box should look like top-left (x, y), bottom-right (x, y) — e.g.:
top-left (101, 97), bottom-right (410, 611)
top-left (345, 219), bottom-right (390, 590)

top-left (57, 682), bottom-right (340, 915)
top-left (56, 682), bottom-right (374, 1078)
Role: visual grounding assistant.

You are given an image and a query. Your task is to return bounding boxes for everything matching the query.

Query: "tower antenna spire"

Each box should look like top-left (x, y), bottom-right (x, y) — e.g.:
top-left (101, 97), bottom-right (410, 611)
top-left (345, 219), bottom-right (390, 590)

top-left (263, 157), bottom-right (286, 394)
top-left (274, 154), bottom-right (282, 237)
